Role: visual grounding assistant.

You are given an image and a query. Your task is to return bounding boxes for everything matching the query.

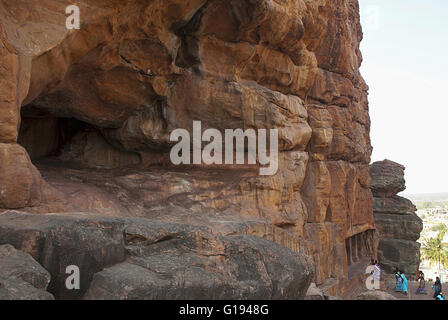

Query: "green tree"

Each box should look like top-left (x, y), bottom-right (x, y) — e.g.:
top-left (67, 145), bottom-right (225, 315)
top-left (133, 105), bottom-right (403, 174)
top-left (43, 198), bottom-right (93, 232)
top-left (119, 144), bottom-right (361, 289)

top-left (431, 223), bottom-right (448, 233)
top-left (416, 201), bottom-right (435, 210)
top-left (422, 230), bottom-right (448, 275)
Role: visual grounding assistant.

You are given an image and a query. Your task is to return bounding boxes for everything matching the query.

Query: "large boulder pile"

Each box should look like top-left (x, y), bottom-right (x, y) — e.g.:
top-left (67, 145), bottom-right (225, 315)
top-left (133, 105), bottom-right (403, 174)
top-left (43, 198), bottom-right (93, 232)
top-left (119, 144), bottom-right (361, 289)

top-left (371, 160), bottom-right (423, 275)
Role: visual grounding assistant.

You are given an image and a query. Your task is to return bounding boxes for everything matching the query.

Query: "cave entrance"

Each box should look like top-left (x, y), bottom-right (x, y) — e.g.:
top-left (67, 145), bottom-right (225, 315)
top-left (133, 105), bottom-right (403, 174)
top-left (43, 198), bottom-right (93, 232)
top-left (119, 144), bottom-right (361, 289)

top-left (18, 104), bottom-right (142, 170)
top-left (18, 104), bottom-right (93, 162)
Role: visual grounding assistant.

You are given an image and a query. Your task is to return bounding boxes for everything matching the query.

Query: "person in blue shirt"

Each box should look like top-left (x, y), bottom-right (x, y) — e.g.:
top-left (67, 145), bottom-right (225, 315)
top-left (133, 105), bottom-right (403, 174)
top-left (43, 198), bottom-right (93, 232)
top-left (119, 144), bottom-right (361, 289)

top-left (432, 277), bottom-right (442, 299)
top-left (395, 270), bottom-right (408, 295)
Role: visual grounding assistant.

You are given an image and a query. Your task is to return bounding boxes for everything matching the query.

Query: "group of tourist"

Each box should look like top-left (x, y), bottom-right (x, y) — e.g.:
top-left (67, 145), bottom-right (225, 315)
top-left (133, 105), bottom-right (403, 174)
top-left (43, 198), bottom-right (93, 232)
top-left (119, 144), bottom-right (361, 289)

top-left (396, 269), bottom-right (445, 300)
top-left (369, 260), bottom-right (445, 300)
top-left (414, 271), bottom-right (445, 300)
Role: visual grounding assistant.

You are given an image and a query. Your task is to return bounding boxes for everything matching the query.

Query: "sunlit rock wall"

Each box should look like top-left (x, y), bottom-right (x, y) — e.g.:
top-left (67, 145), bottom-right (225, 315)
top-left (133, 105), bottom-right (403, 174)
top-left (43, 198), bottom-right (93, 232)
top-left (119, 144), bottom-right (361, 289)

top-left (0, 0), bottom-right (373, 296)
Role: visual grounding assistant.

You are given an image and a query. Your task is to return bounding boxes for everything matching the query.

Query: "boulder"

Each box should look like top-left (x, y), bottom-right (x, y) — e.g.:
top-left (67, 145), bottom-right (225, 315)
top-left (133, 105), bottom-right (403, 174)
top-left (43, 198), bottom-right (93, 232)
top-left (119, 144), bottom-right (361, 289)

top-left (0, 244), bottom-right (54, 300)
top-left (85, 234), bottom-right (314, 300)
top-left (377, 239), bottom-right (421, 275)
top-left (373, 195), bottom-right (417, 215)
top-left (370, 160), bottom-right (406, 197)
top-left (0, 144), bottom-right (45, 209)
top-left (0, 211), bottom-right (127, 299)
top-left (374, 213), bottom-right (423, 242)
top-left (0, 211), bottom-right (314, 300)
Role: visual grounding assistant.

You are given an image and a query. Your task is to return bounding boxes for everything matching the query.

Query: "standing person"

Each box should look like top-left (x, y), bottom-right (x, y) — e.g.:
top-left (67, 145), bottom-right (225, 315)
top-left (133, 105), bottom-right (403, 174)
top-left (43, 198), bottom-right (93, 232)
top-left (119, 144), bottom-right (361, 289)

top-left (416, 271), bottom-right (426, 294)
top-left (433, 277), bottom-right (442, 299)
top-left (373, 261), bottom-right (381, 284)
top-left (369, 259), bottom-right (375, 275)
top-left (400, 271), bottom-right (409, 295)
top-left (395, 270), bottom-right (403, 292)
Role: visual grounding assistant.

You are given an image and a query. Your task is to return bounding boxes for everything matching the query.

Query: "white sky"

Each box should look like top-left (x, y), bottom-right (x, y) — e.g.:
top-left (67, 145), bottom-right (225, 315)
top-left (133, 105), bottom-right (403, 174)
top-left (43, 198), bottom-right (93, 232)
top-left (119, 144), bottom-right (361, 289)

top-left (359, 0), bottom-right (448, 194)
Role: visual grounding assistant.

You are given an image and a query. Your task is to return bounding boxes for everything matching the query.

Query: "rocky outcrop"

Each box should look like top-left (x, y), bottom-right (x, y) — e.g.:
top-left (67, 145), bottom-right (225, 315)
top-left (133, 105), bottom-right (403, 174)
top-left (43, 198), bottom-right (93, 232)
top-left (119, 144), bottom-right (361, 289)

top-left (0, 0), bottom-right (373, 298)
top-left (370, 160), bottom-right (406, 197)
top-left (0, 211), bottom-right (314, 300)
top-left (0, 244), bottom-right (54, 300)
top-left (85, 234), bottom-right (313, 300)
top-left (0, 143), bottom-right (47, 209)
top-left (371, 160), bottom-right (423, 275)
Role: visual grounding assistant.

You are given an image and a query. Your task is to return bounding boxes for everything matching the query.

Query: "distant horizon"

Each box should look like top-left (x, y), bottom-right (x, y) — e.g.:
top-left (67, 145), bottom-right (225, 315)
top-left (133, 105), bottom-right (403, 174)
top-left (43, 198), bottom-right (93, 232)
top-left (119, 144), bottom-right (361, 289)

top-left (402, 192), bottom-right (448, 196)
top-left (401, 192), bottom-right (448, 202)
top-left (359, 0), bottom-right (448, 194)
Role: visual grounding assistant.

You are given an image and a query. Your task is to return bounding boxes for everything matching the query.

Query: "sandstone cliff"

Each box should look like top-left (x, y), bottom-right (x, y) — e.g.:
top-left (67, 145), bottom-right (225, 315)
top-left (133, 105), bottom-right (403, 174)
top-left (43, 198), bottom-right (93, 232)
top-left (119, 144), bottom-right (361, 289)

top-left (0, 0), bottom-right (373, 298)
top-left (371, 160), bottom-right (423, 276)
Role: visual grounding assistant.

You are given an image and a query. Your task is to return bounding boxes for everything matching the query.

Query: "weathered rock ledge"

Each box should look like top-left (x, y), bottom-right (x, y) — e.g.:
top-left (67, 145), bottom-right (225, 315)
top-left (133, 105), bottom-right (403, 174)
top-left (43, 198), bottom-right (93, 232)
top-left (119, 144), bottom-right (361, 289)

top-left (0, 211), bottom-right (314, 300)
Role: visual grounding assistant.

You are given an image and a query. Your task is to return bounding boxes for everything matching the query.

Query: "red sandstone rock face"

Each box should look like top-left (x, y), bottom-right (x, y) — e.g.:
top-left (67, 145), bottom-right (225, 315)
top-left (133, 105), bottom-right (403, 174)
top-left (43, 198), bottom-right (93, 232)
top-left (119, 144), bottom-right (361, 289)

top-left (0, 0), bottom-right (373, 298)
top-left (0, 143), bottom-right (44, 209)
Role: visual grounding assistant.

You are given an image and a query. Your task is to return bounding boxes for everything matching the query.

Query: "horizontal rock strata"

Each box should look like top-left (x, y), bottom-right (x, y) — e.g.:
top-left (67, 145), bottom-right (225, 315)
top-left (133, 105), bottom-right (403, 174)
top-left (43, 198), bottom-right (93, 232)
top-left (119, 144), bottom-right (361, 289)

top-left (371, 160), bottom-right (423, 275)
top-left (0, 0), bottom-right (373, 298)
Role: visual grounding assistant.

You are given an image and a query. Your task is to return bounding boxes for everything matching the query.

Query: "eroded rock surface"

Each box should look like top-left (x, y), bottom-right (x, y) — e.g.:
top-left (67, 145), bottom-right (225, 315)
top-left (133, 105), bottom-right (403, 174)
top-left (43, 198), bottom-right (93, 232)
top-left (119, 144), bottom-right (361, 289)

top-left (0, 244), bottom-right (54, 300)
top-left (371, 160), bottom-right (423, 275)
top-left (370, 160), bottom-right (406, 197)
top-left (0, 143), bottom-right (46, 209)
top-left (0, 0), bottom-right (373, 298)
top-left (85, 234), bottom-right (314, 300)
top-left (0, 211), bottom-right (314, 300)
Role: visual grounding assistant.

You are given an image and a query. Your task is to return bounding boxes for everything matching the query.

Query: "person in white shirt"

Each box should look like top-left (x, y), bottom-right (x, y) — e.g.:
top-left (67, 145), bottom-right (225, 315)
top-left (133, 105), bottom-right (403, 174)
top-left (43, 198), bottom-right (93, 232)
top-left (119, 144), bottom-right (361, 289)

top-left (373, 261), bottom-right (381, 283)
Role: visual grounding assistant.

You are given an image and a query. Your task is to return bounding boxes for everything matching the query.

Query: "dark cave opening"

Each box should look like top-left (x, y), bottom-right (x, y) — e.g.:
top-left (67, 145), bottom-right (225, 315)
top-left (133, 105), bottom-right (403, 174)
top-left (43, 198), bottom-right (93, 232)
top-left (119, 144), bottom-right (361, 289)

top-left (18, 104), bottom-right (95, 161)
top-left (18, 104), bottom-right (142, 169)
